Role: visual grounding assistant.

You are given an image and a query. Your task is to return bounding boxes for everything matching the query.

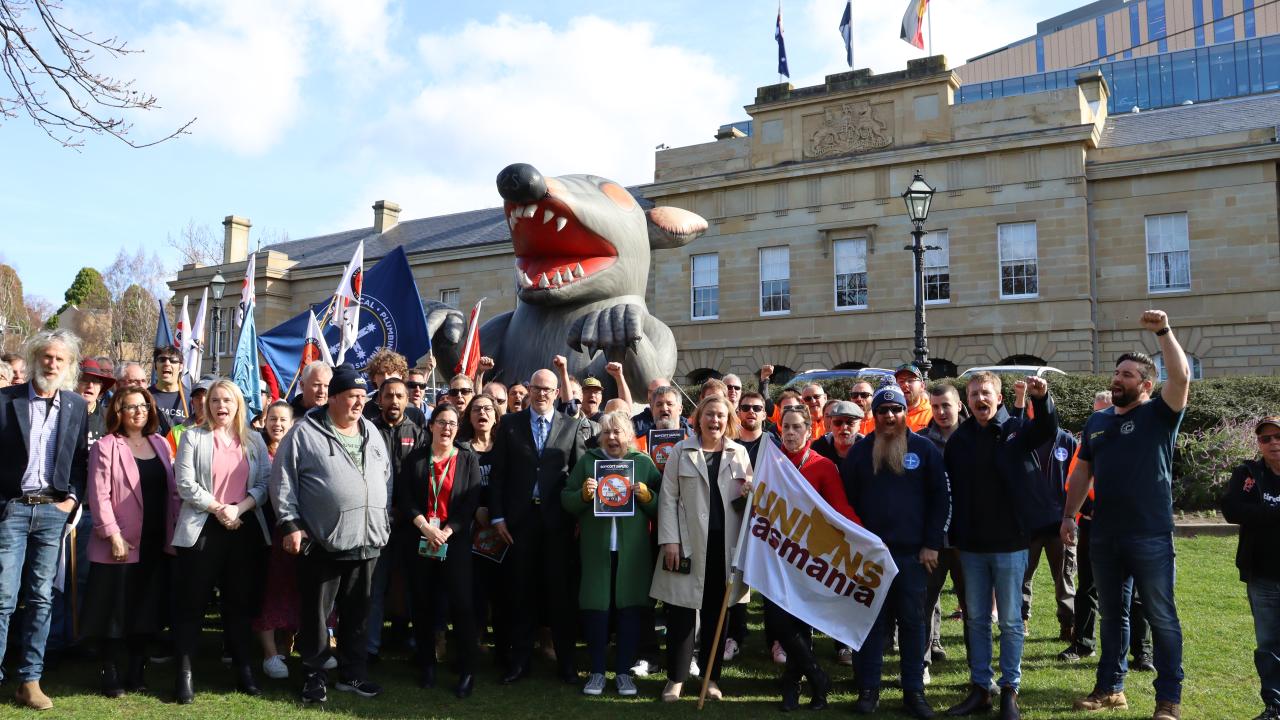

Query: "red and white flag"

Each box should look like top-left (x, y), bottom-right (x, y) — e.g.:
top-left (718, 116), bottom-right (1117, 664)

top-left (454, 298), bottom-right (485, 377)
top-left (332, 240), bottom-right (364, 366)
top-left (186, 288), bottom-right (208, 383)
top-left (736, 440), bottom-right (898, 650)
top-left (237, 251), bottom-right (256, 327)
top-left (175, 295), bottom-right (190, 354)
top-left (900, 0), bottom-right (928, 49)
top-left (301, 310), bottom-right (334, 369)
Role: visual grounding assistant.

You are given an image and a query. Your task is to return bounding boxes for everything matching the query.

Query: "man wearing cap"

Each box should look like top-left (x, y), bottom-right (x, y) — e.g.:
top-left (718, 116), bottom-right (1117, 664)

top-left (812, 400), bottom-right (864, 465)
top-left (944, 372), bottom-right (1058, 719)
top-left (1060, 310), bottom-right (1190, 720)
top-left (77, 358), bottom-right (115, 448)
top-left (840, 385), bottom-right (950, 719)
top-left (1222, 415), bottom-right (1280, 720)
top-left (148, 346), bottom-right (188, 436)
top-left (271, 364), bottom-right (392, 704)
top-left (895, 364), bottom-right (934, 433)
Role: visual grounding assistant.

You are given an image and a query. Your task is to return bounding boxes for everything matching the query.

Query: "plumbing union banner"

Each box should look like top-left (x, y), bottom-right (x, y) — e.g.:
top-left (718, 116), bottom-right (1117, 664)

top-left (737, 440), bottom-right (898, 651)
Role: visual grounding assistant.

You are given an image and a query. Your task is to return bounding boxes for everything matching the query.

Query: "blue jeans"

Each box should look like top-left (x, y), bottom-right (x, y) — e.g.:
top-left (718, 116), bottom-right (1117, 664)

top-left (1248, 577), bottom-right (1280, 708)
top-left (854, 550), bottom-right (927, 692)
top-left (959, 550), bottom-right (1028, 691)
top-left (1092, 533), bottom-right (1184, 703)
top-left (0, 502), bottom-right (72, 682)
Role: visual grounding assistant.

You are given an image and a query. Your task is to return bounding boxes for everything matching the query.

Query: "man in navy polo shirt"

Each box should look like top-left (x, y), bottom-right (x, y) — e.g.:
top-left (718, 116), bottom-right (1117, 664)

top-left (1060, 310), bottom-right (1190, 720)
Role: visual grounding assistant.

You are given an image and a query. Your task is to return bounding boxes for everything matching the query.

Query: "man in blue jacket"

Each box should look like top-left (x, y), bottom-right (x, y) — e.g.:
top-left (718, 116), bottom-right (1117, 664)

top-left (841, 386), bottom-right (950, 719)
top-left (943, 372), bottom-right (1057, 720)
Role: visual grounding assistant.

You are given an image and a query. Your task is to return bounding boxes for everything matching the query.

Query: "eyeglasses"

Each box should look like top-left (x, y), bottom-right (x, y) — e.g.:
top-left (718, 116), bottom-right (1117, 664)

top-left (529, 385), bottom-right (556, 395)
top-left (831, 418), bottom-right (856, 428)
top-left (738, 404), bottom-right (764, 413)
top-left (447, 387), bottom-right (475, 396)
top-left (1259, 433), bottom-right (1280, 445)
top-left (122, 403), bottom-right (149, 413)
top-left (724, 384), bottom-right (742, 392)
top-left (472, 405), bottom-right (495, 414)
top-left (434, 420), bottom-right (459, 429)
top-left (405, 381), bottom-right (427, 390)
top-left (850, 392), bottom-right (872, 399)
top-left (155, 357), bottom-right (180, 365)
top-left (874, 405), bottom-right (905, 416)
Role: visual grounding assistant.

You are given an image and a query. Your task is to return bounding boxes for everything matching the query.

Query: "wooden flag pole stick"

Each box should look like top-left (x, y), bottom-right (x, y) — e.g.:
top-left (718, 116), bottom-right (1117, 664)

top-left (697, 486), bottom-right (757, 710)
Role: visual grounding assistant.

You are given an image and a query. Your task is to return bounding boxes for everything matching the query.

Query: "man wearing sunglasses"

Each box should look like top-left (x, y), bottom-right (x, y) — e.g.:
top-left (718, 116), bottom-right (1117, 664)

top-left (849, 381), bottom-right (877, 436)
top-left (149, 345), bottom-right (188, 436)
top-left (811, 401), bottom-right (864, 465)
top-left (405, 367), bottom-right (430, 411)
top-left (444, 374), bottom-right (476, 411)
top-left (1223, 415), bottom-right (1280, 720)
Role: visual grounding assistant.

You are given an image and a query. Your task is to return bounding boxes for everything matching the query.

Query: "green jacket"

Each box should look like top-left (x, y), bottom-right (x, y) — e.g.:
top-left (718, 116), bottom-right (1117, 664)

top-left (561, 447), bottom-right (661, 611)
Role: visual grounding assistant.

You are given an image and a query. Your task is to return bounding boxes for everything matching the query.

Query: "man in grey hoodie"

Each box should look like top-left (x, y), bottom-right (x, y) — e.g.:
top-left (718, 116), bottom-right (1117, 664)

top-left (271, 364), bottom-right (392, 705)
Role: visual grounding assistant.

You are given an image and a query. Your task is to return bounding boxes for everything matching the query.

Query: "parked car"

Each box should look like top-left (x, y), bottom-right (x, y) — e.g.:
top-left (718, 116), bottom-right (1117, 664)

top-left (957, 364), bottom-right (1067, 379)
top-left (783, 367), bottom-right (897, 390)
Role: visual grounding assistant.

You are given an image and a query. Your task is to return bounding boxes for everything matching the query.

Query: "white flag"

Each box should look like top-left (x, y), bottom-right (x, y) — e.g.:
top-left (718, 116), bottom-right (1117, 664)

top-left (177, 295), bottom-right (192, 365)
top-left (186, 288), bottom-right (208, 383)
top-left (237, 252), bottom-right (256, 327)
top-left (736, 440), bottom-right (898, 650)
top-left (303, 311), bottom-right (335, 368)
top-left (331, 240), bottom-right (364, 366)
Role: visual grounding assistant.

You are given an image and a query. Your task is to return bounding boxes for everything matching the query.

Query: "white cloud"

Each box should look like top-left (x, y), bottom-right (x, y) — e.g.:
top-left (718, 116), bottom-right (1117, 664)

top-left (347, 13), bottom-right (740, 221)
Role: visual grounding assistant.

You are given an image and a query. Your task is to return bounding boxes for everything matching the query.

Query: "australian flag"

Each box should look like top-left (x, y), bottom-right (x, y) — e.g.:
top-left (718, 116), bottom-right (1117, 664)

top-left (257, 246), bottom-right (431, 399)
top-left (776, 6), bottom-right (790, 78)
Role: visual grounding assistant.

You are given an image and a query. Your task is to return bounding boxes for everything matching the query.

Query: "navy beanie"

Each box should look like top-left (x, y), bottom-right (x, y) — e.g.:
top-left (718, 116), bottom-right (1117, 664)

top-left (328, 364), bottom-right (368, 397)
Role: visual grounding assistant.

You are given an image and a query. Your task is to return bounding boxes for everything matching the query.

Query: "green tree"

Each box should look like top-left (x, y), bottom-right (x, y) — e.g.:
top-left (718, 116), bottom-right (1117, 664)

top-left (57, 266), bottom-right (110, 313)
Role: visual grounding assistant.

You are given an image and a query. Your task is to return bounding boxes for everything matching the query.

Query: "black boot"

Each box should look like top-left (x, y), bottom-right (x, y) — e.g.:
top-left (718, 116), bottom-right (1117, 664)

top-left (802, 658), bottom-right (831, 709)
top-left (100, 663), bottom-right (125, 698)
top-left (455, 674), bottom-right (474, 699)
top-left (904, 689), bottom-right (936, 719)
top-left (946, 684), bottom-right (993, 716)
top-left (999, 687), bottom-right (1020, 720)
top-left (125, 655), bottom-right (147, 692)
top-left (175, 655), bottom-right (194, 705)
top-left (852, 687), bottom-right (880, 714)
top-left (779, 667), bottom-right (802, 712)
top-left (236, 665), bottom-right (261, 696)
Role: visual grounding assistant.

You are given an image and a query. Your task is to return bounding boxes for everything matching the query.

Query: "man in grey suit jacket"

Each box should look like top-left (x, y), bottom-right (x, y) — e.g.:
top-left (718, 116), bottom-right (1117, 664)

top-left (0, 330), bottom-right (89, 710)
top-left (489, 368), bottom-right (590, 685)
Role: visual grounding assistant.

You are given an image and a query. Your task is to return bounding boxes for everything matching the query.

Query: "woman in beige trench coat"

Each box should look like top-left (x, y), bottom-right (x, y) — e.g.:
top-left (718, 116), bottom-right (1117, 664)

top-left (650, 395), bottom-right (753, 702)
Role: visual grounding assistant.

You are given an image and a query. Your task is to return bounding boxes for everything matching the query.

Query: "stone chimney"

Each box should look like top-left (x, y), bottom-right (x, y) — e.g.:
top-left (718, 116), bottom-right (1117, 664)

top-left (373, 200), bottom-right (400, 234)
top-left (1076, 70), bottom-right (1110, 124)
top-left (222, 215), bottom-right (251, 264)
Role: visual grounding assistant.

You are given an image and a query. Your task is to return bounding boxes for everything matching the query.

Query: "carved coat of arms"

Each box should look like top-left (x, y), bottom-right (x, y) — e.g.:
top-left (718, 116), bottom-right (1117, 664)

top-left (806, 101), bottom-right (892, 158)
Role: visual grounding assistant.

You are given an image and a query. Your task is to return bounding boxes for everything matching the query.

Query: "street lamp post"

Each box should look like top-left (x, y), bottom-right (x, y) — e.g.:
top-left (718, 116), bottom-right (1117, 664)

top-left (209, 272), bottom-right (227, 376)
top-left (902, 171), bottom-right (938, 375)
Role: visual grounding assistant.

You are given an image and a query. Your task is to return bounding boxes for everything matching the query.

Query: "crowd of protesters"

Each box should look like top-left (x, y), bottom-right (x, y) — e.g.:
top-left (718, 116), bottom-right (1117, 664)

top-left (0, 308), bottom-right (1275, 720)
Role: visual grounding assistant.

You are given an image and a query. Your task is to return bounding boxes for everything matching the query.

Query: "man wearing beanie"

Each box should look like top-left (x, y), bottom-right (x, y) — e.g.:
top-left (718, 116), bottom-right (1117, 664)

top-left (271, 364), bottom-right (393, 704)
top-left (840, 385), bottom-right (950, 719)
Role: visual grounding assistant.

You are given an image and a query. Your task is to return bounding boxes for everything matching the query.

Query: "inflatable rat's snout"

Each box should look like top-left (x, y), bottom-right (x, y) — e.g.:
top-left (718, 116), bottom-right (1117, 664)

top-left (496, 163), bottom-right (548, 204)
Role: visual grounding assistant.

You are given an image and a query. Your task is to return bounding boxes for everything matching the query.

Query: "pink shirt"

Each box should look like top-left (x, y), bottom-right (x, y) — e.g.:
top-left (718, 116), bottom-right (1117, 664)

top-left (210, 432), bottom-right (250, 506)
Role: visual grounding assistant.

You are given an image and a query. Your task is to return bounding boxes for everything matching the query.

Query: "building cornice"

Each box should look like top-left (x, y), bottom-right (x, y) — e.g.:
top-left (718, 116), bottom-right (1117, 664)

top-left (1086, 142), bottom-right (1280, 179)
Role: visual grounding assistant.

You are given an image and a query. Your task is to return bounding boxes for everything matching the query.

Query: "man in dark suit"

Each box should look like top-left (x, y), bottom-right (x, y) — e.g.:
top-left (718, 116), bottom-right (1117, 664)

top-left (0, 330), bottom-right (90, 710)
top-left (489, 368), bottom-right (589, 685)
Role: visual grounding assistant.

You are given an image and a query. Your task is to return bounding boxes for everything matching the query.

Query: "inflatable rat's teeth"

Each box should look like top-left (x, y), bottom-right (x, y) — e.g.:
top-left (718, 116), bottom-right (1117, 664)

top-left (542, 209), bottom-right (554, 224)
top-left (507, 212), bottom-right (517, 230)
top-left (522, 204), bottom-right (537, 219)
top-left (555, 217), bottom-right (567, 232)
top-left (553, 269), bottom-right (565, 285)
top-left (537, 273), bottom-right (550, 289)
top-left (574, 263), bottom-right (585, 279)
top-left (520, 272), bottom-right (533, 288)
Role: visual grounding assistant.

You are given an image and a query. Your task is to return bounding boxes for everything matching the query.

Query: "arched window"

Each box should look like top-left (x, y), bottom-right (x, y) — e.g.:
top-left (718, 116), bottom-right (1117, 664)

top-left (833, 361), bottom-right (868, 370)
top-left (686, 368), bottom-right (722, 385)
top-left (1154, 353), bottom-right (1203, 381)
top-left (997, 354), bottom-right (1048, 366)
top-left (927, 358), bottom-right (959, 380)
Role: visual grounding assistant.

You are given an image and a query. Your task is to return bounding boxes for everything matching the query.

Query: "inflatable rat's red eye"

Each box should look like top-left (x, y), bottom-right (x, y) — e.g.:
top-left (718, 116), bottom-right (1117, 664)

top-left (601, 182), bottom-right (636, 211)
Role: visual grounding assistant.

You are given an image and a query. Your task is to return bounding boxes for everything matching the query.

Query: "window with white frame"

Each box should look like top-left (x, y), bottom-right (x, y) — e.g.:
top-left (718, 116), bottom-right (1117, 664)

top-left (690, 253), bottom-right (719, 320)
top-left (759, 246), bottom-right (791, 315)
top-left (1155, 352), bottom-right (1203, 381)
top-left (997, 222), bottom-right (1038, 298)
top-left (1146, 213), bottom-right (1190, 292)
top-left (924, 229), bottom-right (950, 303)
top-left (833, 238), bottom-right (868, 309)
top-left (439, 288), bottom-right (460, 308)
top-left (217, 327), bottom-right (229, 356)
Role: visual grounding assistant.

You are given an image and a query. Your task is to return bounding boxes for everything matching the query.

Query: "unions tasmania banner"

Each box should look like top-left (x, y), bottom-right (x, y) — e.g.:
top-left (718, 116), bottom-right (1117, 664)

top-left (737, 441), bottom-right (898, 650)
top-left (258, 246), bottom-right (430, 399)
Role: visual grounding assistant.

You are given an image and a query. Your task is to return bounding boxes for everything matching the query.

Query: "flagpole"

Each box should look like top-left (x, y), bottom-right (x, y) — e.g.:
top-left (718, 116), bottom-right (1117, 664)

top-left (697, 485), bottom-right (758, 710)
top-left (927, 0), bottom-right (933, 56)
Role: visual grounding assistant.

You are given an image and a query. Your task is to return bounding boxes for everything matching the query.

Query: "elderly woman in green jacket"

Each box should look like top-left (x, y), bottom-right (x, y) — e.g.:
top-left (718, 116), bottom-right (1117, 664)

top-left (562, 410), bottom-right (661, 699)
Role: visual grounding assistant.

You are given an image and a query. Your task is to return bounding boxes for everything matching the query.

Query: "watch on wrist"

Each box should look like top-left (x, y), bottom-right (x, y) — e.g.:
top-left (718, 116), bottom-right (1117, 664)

top-left (1155, 326), bottom-right (1171, 337)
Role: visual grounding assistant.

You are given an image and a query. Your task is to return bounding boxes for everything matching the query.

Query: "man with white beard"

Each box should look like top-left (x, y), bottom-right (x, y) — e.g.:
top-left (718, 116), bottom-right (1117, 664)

top-left (840, 386), bottom-right (950, 719)
top-left (0, 330), bottom-right (90, 710)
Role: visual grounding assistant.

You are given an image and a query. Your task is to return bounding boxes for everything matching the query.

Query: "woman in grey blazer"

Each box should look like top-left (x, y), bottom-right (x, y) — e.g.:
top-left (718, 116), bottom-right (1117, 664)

top-left (171, 379), bottom-right (271, 704)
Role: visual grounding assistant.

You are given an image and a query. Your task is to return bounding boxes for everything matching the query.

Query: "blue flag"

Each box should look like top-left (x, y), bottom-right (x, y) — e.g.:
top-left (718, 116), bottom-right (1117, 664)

top-left (231, 301), bottom-right (262, 416)
top-left (776, 7), bottom-right (790, 78)
top-left (257, 246), bottom-right (430, 400)
top-left (152, 298), bottom-right (173, 385)
top-left (840, 1), bottom-right (853, 67)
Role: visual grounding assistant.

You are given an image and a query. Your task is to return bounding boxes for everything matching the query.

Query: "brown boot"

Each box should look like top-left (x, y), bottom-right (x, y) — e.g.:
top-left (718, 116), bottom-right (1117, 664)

top-left (15, 681), bottom-right (53, 711)
top-left (1073, 690), bottom-right (1128, 711)
top-left (1153, 700), bottom-right (1181, 720)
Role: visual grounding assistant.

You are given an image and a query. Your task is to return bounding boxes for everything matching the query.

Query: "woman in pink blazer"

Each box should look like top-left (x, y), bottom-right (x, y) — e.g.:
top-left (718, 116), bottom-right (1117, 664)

top-left (81, 386), bottom-right (177, 698)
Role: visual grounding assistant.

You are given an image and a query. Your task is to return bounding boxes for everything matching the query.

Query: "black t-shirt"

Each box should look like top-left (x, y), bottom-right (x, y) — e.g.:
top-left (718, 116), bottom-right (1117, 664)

top-left (1079, 394), bottom-right (1184, 539)
top-left (705, 450), bottom-right (724, 533)
top-left (149, 387), bottom-right (188, 435)
top-left (737, 431), bottom-right (779, 467)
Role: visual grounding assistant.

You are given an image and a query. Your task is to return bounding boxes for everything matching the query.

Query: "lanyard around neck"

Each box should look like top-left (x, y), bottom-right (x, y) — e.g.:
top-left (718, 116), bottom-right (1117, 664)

top-left (428, 447), bottom-right (457, 517)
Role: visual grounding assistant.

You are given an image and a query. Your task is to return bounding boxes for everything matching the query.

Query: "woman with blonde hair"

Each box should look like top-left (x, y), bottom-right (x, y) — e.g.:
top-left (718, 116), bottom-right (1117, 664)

top-left (562, 411), bottom-right (662, 697)
top-left (171, 379), bottom-right (272, 704)
top-left (650, 395), bottom-right (752, 702)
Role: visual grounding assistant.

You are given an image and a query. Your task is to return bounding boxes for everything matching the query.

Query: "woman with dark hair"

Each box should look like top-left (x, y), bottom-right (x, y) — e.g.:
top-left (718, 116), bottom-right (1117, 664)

top-left (82, 386), bottom-right (176, 697)
top-left (459, 393), bottom-right (506, 661)
top-left (400, 403), bottom-right (483, 698)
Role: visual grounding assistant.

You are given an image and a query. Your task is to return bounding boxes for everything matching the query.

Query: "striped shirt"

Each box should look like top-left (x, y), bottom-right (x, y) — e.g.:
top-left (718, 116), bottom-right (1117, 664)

top-left (20, 384), bottom-right (61, 495)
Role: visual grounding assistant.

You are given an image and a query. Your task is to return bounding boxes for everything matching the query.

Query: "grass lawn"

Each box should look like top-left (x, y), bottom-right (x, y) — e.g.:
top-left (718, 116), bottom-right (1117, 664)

top-left (13, 534), bottom-right (1258, 719)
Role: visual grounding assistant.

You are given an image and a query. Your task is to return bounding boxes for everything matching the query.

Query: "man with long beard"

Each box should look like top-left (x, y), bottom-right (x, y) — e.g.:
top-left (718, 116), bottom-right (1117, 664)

top-left (841, 386), bottom-right (950, 719)
top-left (0, 330), bottom-right (90, 710)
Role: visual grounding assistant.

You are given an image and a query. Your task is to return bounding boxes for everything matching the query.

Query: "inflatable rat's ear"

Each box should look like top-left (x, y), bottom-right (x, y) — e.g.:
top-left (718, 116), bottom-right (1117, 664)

top-left (647, 206), bottom-right (708, 249)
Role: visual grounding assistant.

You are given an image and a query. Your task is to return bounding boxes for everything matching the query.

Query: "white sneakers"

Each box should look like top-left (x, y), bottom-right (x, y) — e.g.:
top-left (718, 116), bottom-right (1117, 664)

top-left (583, 672), bottom-right (638, 697)
top-left (263, 655), bottom-right (289, 679)
top-left (722, 638), bottom-right (740, 662)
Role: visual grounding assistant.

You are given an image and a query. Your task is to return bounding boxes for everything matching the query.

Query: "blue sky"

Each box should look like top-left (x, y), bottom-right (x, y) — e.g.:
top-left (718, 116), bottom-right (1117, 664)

top-left (1, 0), bottom-right (1082, 305)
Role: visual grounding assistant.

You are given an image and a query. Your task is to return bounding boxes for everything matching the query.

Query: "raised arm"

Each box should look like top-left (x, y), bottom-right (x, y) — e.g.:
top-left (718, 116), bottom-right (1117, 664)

top-left (1143, 310), bottom-right (1190, 412)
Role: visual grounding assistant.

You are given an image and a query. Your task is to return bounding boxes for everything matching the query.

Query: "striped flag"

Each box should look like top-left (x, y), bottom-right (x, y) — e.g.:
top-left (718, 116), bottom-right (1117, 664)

top-left (900, 0), bottom-right (928, 49)
top-left (332, 240), bottom-right (364, 366)
top-left (454, 298), bottom-right (486, 377)
top-left (775, 4), bottom-right (790, 78)
top-left (186, 288), bottom-right (208, 384)
top-left (840, 1), bottom-right (853, 67)
top-left (236, 251), bottom-right (256, 327)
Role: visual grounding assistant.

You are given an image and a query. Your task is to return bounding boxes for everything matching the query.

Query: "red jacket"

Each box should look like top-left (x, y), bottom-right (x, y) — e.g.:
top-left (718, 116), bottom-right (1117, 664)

top-left (783, 443), bottom-right (861, 525)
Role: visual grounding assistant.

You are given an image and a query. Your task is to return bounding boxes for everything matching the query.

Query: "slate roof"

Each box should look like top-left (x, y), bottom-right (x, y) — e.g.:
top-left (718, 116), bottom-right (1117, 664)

top-left (1098, 91), bottom-right (1280, 148)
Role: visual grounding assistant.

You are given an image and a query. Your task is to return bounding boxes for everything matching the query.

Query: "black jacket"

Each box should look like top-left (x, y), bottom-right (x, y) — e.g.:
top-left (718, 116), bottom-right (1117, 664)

top-left (1222, 459), bottom-right (1280, 582)
top-left (0, 383), bottom-right (89, 502)
top-left (943, 395), bottom-right (1058, 552)
top-left (397, 444), bottom-right (483, 543)
top-left (840, 429), bottom-right (950, 553)
top-left (489, 407), bottom-right (590, 530)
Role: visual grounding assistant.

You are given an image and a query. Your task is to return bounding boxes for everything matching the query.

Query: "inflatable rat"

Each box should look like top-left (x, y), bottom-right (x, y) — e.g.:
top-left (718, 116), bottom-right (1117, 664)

top-left (432, 163), bottom-right (707, 393)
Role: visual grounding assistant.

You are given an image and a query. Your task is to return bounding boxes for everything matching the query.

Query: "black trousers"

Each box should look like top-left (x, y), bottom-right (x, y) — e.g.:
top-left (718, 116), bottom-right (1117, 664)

top-left (765, 599), bottom-right (820, 684)
top-left (411, 541), bottom-right (478, 675)
top-left (502, 509), bottom-right (577, 674)
top-left (666, 525), bottom-right (728, 683)
top-left (297, 550), bottom-right (376, 681)
top-left (172, 517), bottom-right (266, 666)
